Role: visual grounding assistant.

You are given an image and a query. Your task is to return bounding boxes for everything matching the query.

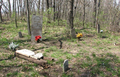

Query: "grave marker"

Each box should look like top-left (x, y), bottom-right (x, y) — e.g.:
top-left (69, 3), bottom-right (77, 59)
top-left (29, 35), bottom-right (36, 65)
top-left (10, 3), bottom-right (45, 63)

top-left (63, 59), bottom-right (69, 72)
top-left (18, 32), bottom-right (23, 38)
top-left (31, 15), bottom-right (43, 42)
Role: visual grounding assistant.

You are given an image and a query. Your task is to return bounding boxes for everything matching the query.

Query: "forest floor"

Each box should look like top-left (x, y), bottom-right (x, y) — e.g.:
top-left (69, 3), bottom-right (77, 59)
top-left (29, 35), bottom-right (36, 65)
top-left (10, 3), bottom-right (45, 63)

top-left (0, 20), bottom-right (120, 77)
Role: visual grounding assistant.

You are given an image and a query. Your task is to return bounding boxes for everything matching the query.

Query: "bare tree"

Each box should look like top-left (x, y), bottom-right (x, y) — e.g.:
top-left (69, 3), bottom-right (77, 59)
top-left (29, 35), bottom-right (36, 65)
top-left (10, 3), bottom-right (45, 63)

top-left (42, 0), bottom-right (44, 15)
top-left (67, 0), bottom-right (76, 38)
top-left (0, 0), bottom-right (3, 22)
top-left (53, 0), bottom-right (55, 21)
top-left (94, 0), bottom-right (97, 28)
top-left (13, 0), bottom-right (15, 11)
top-left (15, 0), bottom-right (17, 28)
top-left (46, 0), bottom-right (50, 20)
top-left (37, 0), bottom-right (41, 14)
top-left (97, 0), bottom-right (101, 33)
top-left (83, 0), bottom-right (85, 28)
top-left (27, 0), bottom-right (31, 35)
top-left (17, 0), bottom-right (19, 18)
top-left (7, 0), bottom-right (11, 19)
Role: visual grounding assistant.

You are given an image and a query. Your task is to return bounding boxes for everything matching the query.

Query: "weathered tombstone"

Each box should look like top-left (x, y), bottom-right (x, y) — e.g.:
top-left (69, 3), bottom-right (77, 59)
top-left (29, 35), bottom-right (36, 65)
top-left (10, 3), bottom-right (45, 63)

top-left (31, 15), bottom-right (43, 43)
top-left (71, 28), bottom-right (76, 38)
top-left (63, 59), bottom-right (69, 72)
top-left (18, 32), bottom-right (23, 38)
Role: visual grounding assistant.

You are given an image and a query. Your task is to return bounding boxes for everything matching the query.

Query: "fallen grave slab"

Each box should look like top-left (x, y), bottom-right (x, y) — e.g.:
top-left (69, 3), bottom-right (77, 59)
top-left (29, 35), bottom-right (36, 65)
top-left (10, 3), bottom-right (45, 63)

top-left (15, 49), bottom-right (47, 67)
top-left (15, 49), bottom-right (54, 68)
top-left (16, 49), bottom-right (35, 57)
top-left (16, 52), bottom-right (47, 65)
top-left (31, 53), bottom-right (43, 59)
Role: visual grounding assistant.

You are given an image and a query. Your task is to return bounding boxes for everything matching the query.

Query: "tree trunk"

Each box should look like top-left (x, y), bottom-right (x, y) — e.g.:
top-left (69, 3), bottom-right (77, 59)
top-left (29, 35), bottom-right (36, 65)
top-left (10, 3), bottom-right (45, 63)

top-left (46, 0), bottom-right (50, 20)
top-left (19, 0), bottom-right (22, 16)
top-left (17, 0), bottom-right (19, 19)
top-left (0, 0), bottom-right (3, 22)
top-left (97, 0), bottom-right (101, 33)
top-left (7, 0), bottom-right (11, 19)
top-left (24, 0), bottom-right (27, 15)
top-left (53, 0), bottom-right (55, 21)
top-left (27, 0), bottom-right (31, 35)
top-left (67, 0), bottom-right (76, 38)
top-left (13, 0), bottom-right (15, 12)
top-left (94, 0), bottom-right (97, 28)
top-left (15, 0), bottom-right (17, 28)
top-left (83, 0), bottom-right (85, 28)
top-left (38, 0), bottom-right (40, 14)
top-left (42, 0), bottom-right (44, 15)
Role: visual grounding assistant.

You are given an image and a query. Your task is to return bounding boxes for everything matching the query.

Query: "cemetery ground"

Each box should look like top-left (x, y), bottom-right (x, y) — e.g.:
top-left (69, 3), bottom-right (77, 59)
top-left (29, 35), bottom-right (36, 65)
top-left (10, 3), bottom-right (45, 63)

top-left (0, 20), bottom-right (120, 77)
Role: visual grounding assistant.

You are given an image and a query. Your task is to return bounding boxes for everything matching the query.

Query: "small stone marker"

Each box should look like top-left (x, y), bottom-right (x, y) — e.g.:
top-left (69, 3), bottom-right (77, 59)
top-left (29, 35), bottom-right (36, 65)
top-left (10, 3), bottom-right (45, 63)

top-left (18, 32), bottom-right (23, 38)
top-left (31, 14), bottom-right (43, 43)
top-left (63, 59), bottom-right (69, 72)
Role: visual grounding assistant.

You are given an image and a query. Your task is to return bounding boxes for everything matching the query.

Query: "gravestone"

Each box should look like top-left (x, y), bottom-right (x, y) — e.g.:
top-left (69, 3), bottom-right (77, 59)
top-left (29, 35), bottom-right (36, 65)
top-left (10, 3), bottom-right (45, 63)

top-left (71, 28), bottom-right (76, 38)
top-left (18, 32), bottom-right (23, 38)
top-left (31, 15), bottom-right (43, 43)
top-left (63, 59), bottom-right (69, 72)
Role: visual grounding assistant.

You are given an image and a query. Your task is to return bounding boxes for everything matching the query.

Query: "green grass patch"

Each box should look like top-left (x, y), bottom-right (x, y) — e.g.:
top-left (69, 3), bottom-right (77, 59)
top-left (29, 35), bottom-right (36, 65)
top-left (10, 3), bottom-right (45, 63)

top-left (7, 71), bottom-right (19, 77)
top-left (56, 58), bottom-right (64, 64)
top-left (45, 46), bottom-right (57, 52)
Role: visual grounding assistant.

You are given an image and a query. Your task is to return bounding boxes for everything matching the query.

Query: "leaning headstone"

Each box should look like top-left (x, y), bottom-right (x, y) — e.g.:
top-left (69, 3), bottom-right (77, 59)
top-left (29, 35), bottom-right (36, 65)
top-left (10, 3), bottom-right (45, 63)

top-left (31, 15), bottom-right (43, 43)
top-left (63, 59), bottom-right (69, 72)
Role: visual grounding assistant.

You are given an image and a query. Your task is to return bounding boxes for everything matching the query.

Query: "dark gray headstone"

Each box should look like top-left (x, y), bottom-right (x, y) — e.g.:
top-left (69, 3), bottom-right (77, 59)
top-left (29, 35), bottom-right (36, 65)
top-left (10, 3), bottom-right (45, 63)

top-left (31, 15), bottom-right (43, 42)
top-left (18, 32), bottom-right (23, 38)
top-left (63, 59), bottom-right (69, 72)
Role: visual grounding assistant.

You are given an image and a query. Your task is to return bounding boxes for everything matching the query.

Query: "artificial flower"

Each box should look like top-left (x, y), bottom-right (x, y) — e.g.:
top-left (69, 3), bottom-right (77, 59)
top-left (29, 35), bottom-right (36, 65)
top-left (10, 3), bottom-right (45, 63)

top-left (35, 35), bottom-right (41, 41)
top-left (76, 33), bottom-right (83, 38)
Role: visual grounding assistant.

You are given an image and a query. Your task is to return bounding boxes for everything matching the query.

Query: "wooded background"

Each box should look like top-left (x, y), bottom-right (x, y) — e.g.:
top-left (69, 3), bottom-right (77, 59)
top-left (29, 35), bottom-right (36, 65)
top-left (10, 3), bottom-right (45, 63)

top-left (0, 0), bottom-right (120, 36)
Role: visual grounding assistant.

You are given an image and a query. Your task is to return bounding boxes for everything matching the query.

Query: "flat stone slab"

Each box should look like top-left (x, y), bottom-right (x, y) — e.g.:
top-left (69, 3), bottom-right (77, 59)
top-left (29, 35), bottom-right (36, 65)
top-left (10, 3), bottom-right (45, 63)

top-left (16, 49), bottom-right (35, 57)
top-left (30, 53), bottom-right (43, 59)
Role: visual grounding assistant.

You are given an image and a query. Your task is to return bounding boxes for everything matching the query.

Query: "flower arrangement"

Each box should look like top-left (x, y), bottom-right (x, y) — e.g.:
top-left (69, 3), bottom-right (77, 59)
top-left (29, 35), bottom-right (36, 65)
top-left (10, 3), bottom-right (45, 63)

top-left (76, 33), bottom-right (83, 40)
top-left (9, 42), bottom-right (19, 51)
top-left (35, 35), bottom-right (41, 43)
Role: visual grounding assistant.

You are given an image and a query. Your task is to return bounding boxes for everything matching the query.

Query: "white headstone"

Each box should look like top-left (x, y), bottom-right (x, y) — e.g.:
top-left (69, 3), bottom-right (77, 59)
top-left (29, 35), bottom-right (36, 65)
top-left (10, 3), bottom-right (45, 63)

top-left (63, 59), bottom-right (69, 72)
top-left (31, 15), bottom-right (43, 42)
